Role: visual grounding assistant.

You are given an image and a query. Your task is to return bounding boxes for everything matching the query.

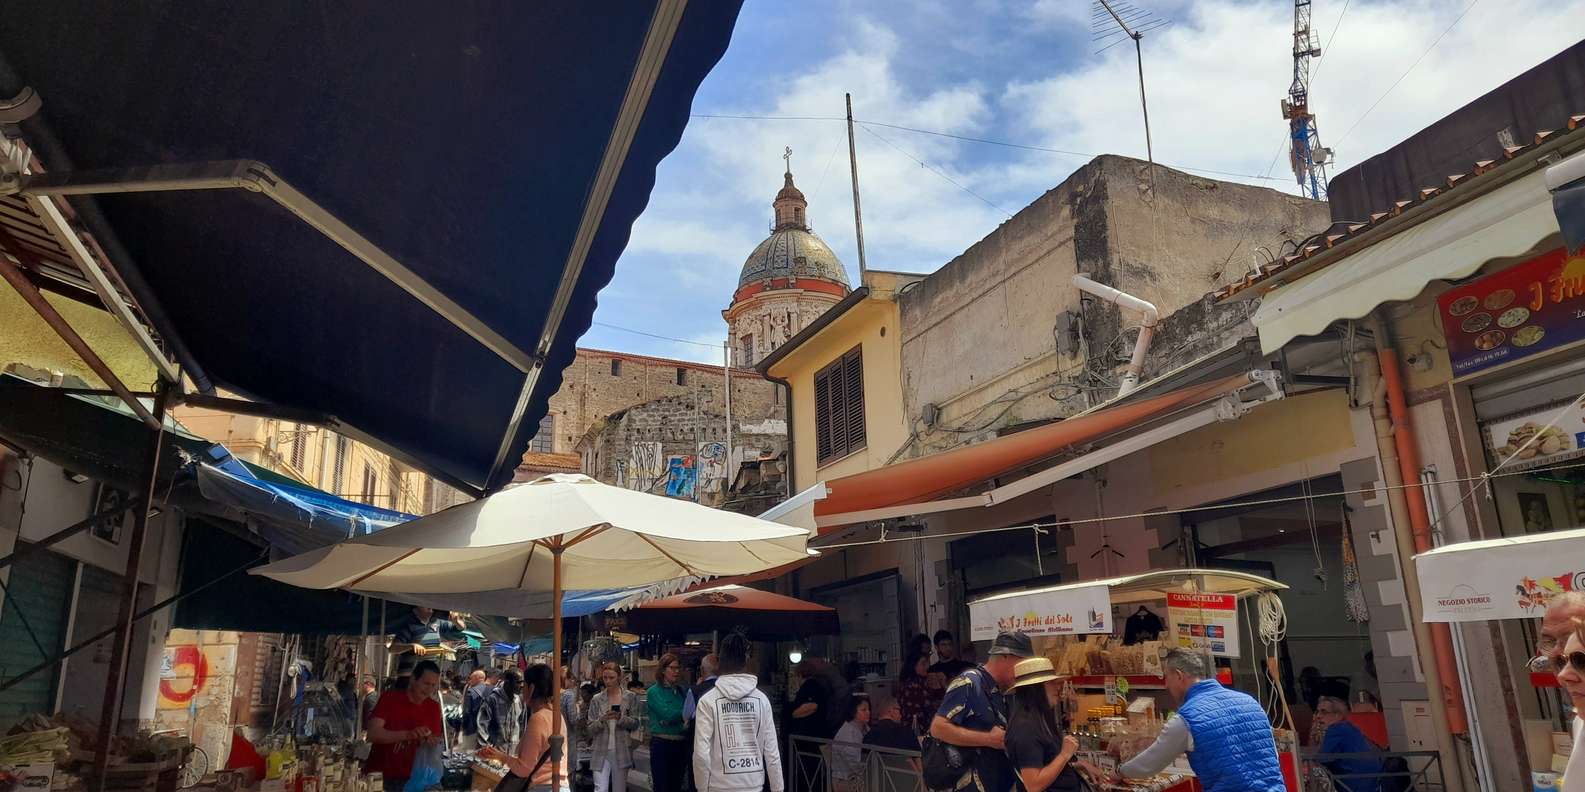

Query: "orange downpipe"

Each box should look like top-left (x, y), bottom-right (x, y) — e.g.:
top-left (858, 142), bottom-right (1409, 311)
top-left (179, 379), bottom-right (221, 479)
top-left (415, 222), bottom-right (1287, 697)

top-left (1377, 337), bottom-right (1470, 735)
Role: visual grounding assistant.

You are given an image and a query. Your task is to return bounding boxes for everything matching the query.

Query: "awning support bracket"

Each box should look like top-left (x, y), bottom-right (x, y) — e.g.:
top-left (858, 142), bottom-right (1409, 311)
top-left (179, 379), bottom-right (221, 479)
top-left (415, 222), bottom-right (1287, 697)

top-left (3, 160), bottom-right (540, 375)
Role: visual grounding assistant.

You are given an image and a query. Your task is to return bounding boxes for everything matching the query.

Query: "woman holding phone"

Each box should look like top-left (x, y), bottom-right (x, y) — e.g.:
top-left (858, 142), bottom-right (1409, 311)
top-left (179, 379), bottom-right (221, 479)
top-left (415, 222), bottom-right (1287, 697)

top-left (478, 664), bottom-right (564, 791)
top-left (584, 662), bottom-right (639, 792)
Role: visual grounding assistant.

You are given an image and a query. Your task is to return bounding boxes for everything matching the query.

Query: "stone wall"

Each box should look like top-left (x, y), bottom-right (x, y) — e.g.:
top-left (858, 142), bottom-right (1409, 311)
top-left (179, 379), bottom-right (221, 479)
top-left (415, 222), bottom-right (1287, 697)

top-left (578, 394), bottom-right (786, 508)
top-left (725, 291), bottom-right (845, 367)
top-left (545, 349), bottom-right (780, 455)
top-left (896, 155), bottom-right (1329, 457)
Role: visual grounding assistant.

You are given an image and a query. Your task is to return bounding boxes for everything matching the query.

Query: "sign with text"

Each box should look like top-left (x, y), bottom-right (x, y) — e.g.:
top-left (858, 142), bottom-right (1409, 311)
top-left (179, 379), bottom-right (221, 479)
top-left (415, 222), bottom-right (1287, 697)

top-left (1166, 592), bottom-right (1240, 658)
top-left (1480, 400), bottom-right (1585, 473)
top-left (969, 583), bottom-right (1112, 640)
top-left (1438, 248), bottom-right (1585, 376)
top-left (1415, 525), bottom-right (1585, 622)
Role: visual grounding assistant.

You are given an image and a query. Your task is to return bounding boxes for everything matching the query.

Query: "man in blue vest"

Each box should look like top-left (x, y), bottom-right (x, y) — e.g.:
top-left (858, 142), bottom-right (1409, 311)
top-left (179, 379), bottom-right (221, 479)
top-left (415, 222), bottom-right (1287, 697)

top-left (1113, 649), bottom-right (1285, 792)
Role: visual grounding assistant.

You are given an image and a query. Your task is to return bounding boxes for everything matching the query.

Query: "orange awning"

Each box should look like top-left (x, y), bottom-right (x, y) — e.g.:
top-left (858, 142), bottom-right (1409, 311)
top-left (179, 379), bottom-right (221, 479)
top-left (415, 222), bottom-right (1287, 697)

top-left (814, 373), bottom-right (1260, 526)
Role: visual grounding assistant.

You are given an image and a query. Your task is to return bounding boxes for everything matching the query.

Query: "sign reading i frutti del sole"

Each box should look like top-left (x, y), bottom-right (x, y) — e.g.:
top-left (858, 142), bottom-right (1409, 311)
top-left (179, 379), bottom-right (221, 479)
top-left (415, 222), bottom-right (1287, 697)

top-left (969, 583), bottom-right (1112, 640)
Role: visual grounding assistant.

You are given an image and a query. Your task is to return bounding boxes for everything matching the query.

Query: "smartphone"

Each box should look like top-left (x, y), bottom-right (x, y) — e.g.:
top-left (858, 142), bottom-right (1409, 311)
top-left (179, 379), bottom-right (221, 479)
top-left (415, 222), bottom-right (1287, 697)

top-left (611, 705), bottom-right (622, 714)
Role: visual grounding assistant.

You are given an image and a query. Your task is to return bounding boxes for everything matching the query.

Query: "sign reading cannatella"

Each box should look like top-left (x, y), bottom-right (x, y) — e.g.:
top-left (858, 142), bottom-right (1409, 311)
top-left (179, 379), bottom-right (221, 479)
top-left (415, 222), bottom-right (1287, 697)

top-left (1438, 248), bottom-right (1585, 376)
top-left (1166, 592), bottom-right (1240, 658)
top-left (968, 583), bottom-right (1112, 641)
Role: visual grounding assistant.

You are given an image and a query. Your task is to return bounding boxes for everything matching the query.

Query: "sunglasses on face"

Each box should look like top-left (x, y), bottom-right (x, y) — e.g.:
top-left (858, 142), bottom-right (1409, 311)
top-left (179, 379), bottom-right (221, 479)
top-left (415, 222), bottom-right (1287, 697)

top-left (1550, 651), bottom-right (1585, 675)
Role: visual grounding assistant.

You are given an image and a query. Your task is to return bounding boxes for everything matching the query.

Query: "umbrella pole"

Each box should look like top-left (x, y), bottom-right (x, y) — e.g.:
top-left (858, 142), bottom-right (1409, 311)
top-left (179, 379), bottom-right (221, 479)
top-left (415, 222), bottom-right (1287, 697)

top-left (551, 546), bottom-right (565, 791)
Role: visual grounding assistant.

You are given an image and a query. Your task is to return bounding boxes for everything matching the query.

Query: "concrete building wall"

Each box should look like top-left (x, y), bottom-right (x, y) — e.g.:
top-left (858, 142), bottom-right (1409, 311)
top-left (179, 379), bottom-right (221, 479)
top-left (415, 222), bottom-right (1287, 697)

top-left (897, 156), bottom-right (1329, 457)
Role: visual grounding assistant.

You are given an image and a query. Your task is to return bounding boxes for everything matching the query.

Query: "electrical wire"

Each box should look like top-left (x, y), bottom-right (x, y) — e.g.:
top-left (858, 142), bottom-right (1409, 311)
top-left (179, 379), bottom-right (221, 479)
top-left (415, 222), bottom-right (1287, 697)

top-left (590, 321), bottom-right (721, 349)
top-left (691, 113), bottom-right (1287, 183)
top-left (1333, 0), bottom-right (1481, 148)
top-left (858, 124), bottom-right (1014, 218)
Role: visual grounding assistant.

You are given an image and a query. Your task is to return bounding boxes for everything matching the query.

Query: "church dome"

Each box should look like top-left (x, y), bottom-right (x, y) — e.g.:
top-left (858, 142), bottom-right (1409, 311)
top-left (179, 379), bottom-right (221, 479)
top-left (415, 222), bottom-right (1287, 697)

top-left (738, 227), bottom-right (850, 288)
top-left (736, 164), bottom-right (849, 289)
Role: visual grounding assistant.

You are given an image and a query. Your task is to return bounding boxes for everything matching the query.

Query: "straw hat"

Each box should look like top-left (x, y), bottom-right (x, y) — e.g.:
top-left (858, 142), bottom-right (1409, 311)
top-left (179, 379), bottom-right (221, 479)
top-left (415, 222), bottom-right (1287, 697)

top-left (1008, 657), bottom-right (1059, 691)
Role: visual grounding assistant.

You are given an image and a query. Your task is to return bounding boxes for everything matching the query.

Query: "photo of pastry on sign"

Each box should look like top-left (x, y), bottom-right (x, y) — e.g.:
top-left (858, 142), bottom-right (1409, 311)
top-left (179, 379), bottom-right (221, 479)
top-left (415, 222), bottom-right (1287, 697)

top-left (1438, 248), bottom-right (1585, 376)
top-left (1483, 402), bottom-right (1585, 472)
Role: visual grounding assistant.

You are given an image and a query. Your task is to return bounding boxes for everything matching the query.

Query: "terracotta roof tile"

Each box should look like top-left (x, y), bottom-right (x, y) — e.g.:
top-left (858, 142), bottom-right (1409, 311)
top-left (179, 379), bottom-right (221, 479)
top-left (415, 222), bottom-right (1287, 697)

top-left (518, 451), bottom-right (581, 471)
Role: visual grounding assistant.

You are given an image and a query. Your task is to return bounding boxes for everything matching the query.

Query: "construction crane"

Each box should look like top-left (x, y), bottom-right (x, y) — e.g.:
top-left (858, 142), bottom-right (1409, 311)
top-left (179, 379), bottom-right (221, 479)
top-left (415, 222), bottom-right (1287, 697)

top-left (1282, 0), bottom-right (1333, 199)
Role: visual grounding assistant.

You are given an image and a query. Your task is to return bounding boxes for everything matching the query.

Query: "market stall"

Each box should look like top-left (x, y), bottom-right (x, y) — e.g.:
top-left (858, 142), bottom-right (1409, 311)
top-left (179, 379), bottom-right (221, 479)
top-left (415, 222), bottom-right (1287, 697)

top-left (969, 569), bottom-right (1297, 792)
top-left (1414, 526), bottom-right (1585, 779)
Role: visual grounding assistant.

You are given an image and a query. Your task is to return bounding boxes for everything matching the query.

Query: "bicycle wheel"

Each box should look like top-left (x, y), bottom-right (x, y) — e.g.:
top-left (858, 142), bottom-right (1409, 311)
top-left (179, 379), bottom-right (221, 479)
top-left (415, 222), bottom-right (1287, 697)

top-left (179, 746), bottom-right (210, 789)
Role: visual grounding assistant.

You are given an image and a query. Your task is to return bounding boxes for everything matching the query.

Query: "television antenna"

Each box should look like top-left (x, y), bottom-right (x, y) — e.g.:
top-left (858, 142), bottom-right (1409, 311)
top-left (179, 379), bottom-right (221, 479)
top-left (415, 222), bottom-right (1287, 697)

top-left (1093, 0), bottom-right (1171, 195)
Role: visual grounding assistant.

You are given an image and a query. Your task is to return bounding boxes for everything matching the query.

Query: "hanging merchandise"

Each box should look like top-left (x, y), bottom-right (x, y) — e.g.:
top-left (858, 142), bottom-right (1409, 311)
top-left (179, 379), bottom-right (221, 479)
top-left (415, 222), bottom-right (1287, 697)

top-left (1340, 512), bottom-right (1370, 623)
top-left (1123, 606), bottom-right (1165, 645)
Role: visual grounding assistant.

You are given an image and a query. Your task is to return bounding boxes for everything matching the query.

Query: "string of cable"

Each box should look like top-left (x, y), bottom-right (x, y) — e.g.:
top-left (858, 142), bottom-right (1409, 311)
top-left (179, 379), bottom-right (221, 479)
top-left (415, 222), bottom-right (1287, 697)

top-left (1332, 0), bottom-right (1481, 148)
top-left (815, 455), bottom-right (1585, 550)
top-left (691, 114), bottom-right (1285, 183)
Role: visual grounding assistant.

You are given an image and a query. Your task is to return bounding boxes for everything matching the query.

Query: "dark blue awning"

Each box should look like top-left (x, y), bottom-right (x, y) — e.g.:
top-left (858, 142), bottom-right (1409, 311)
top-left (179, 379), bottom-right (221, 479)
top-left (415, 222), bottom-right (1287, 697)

top-left (0, 1), bottom-right (742, 494)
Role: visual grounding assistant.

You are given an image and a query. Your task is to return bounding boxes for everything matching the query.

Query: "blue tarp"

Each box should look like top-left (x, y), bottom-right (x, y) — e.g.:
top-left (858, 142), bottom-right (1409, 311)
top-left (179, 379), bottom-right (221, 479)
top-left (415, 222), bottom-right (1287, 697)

top-left (195, 463), bottom-right (412, 554)
top-left (0, 1), bottom-right (745, 494)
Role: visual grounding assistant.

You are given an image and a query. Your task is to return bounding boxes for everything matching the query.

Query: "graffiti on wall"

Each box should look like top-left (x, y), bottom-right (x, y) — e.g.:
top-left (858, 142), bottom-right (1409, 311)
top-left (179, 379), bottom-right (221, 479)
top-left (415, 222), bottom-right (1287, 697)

top-left (664, 455), bottom-right (697, 499)
top-left (158, 645), bottom-right (211, 706)
top-left (628, 442), bottom-right (664, 492)
top-left (697, 442), bottom-right (728, 494)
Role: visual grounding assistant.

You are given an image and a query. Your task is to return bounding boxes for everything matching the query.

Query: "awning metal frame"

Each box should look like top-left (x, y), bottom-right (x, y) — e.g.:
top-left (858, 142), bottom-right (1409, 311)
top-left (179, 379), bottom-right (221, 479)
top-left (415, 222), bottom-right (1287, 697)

top-left (814, 369), bottom-right (1285, 529)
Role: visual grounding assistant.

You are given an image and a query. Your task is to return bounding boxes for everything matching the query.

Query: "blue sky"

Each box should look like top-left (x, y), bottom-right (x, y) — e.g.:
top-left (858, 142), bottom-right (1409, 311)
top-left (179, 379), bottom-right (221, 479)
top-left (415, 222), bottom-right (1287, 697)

top-left (581, 0), bottom-right (1585, 364)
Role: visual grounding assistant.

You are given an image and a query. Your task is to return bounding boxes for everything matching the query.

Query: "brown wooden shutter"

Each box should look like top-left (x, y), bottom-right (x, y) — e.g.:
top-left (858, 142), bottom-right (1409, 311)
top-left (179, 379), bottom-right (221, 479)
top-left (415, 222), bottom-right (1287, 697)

top-left (815, 365), bottom-right (835, 462)
top-left (844, 348), bottom-right (865, 451)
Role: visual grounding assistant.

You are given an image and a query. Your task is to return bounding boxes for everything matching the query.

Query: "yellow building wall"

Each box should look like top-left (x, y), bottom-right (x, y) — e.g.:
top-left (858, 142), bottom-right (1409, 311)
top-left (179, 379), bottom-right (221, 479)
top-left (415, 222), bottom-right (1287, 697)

top-left (774, 298), bottom-right (910, 493)
top-left (0, 287), bottom-right (159, 390)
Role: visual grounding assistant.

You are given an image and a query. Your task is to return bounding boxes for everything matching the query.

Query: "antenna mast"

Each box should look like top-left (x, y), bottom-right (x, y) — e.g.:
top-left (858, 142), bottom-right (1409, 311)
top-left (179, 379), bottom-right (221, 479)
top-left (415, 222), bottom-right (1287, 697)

top-left (1283, 0), bottom-right (1332, 199)
top-left (1093, 1), bottom-right (1170, 196)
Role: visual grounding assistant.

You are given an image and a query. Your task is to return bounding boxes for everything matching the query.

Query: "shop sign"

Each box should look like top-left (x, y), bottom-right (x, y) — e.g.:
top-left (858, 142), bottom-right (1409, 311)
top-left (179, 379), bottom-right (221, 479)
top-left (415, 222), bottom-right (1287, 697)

top-left (1416, 526), bottom-right (1585, 622)
top-left (968, 583), bottom-right (1112, 640)
top-left (1166, 592), bottom-right (1239, 658)
top-left (1481, 400), bottom-right (1585, 473)
top-left (1438, 248), bottom-right (1585, 376)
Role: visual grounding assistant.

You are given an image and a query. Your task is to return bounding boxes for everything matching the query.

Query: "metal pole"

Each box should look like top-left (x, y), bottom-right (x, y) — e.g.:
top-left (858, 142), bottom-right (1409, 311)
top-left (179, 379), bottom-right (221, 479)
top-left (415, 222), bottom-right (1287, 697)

top-left (92, 384), bottom-right (168, 791)
top-left (357, 596), bottom-right (369, 733)
top-left (844, 93), bottom-right (868, 282)
top-left (724, 341), bottom-right (733, 494)
top-left (378, 599), bottom-right (388, 682)
top-left (550, 547), bottom-right (565, 792)
top-left (1132, 35), bottom-right (1156, 196)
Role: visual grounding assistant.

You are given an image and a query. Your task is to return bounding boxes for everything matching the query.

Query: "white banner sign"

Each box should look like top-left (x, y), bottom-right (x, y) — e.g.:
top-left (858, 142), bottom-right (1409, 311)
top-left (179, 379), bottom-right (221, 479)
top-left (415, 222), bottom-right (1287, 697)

top-left (969, 583), bottom-right (1112, 640)
top-left (1416, 526), bottom-right (1585, 622)
top-left (1166, 592), bottom-right (1240, 658)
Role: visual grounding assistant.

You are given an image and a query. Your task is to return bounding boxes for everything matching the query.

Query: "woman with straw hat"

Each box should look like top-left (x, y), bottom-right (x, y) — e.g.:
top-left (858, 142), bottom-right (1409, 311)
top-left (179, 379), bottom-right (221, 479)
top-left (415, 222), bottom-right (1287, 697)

top-left (1004, 658), bottom-right (1090, 792)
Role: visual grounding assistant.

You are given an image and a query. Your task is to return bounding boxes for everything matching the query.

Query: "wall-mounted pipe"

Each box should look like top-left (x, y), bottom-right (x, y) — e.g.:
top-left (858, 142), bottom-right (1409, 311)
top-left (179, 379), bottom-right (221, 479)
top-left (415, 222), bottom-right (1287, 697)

top-left (1072, 274), bottom-right (1159, 396)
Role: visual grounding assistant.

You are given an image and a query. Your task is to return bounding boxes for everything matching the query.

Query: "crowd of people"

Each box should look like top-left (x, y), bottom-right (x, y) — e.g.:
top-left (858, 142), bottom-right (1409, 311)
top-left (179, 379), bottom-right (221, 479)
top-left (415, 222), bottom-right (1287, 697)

top-left (344, 594), bottom-right (1585, 792)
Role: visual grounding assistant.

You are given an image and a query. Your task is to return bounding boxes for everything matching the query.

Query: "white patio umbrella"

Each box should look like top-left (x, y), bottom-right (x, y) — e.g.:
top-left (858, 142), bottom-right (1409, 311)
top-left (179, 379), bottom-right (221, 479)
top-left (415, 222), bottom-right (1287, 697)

top-left (251, 473), bottom-right (813, 789)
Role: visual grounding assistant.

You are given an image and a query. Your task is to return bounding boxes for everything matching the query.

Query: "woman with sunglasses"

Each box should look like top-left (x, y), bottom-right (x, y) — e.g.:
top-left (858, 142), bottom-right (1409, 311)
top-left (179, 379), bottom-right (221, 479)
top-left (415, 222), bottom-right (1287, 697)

top-left (1556, 617), bottom-right (1585, 792)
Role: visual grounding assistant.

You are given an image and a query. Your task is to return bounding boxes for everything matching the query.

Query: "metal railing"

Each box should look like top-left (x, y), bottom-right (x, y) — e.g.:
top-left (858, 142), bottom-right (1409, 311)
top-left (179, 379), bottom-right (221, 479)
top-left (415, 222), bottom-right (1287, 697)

top-left (788, 735), bottom-right (925, 792)
top-left (1303, 749), bottom-right (1445, 791)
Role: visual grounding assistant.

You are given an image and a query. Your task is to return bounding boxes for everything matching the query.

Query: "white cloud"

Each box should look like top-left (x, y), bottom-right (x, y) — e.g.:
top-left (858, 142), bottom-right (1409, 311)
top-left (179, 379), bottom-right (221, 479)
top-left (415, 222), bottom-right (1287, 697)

top-left (1005, 0), bottom-right (1585, 195)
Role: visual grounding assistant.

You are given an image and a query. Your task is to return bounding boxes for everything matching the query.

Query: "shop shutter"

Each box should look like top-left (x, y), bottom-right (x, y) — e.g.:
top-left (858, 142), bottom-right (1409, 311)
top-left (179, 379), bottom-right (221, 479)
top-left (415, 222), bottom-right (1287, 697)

top-left (0, 545), bottom-right (74, 726)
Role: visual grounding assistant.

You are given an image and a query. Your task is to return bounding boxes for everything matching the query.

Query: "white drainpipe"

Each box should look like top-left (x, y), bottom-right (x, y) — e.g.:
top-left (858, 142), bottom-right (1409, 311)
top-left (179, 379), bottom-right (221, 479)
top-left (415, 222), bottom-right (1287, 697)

top-left (1072, 274), bottom-right (1159, 397)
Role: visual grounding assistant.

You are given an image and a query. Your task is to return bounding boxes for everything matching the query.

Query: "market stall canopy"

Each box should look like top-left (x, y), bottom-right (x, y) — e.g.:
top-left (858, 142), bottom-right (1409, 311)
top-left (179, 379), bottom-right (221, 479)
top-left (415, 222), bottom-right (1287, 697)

top-left (1251, 167), bottom-right (1562, 354)
top-left (968, 569), bottom-right (1286, 641)
top-left (811, 372), bottom-right (1282, 531)
top-left (1414, 527), bottom-right (1585, 622)
top-left (625, 585), bottom-right (838, 640)
top-left (250, 474), bottom-right (812, 593)
top-left (0, 1), bottom-right (744, 494)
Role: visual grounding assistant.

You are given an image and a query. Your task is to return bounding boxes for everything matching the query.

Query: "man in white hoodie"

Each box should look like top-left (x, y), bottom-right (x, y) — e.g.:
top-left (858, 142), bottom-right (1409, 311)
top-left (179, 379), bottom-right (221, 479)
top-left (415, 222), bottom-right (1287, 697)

top-left (692, 634), bottom-right (784, 792)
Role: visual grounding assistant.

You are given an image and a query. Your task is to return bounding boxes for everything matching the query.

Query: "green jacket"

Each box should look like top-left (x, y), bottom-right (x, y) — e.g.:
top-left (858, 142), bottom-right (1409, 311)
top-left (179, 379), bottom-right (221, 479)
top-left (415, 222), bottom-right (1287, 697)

top-left (645, 683), bottom-right (687, 738)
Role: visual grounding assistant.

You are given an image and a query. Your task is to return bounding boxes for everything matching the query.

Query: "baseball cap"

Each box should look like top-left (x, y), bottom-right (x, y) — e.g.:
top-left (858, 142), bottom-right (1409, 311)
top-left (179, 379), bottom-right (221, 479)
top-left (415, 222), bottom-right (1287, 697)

top-left (987, 630), bottom-right (1034, 658)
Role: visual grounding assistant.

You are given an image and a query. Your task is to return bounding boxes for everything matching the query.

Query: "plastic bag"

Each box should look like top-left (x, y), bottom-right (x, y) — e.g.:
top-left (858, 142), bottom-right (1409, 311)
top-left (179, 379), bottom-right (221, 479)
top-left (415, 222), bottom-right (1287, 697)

top-left (404, 743), bottom-right (444, 792)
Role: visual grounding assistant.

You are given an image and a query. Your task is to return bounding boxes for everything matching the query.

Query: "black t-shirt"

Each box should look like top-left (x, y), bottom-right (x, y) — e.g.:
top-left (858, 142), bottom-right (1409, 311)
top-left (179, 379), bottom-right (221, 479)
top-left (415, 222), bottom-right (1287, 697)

top-left (1004, 718), bottom-right (1083, 792)
top-left (929, 659), bottom-right (974, 680)
top-left (790, 676), bottom-right (833, 738)
top-left (863, 720), bottom-right (921, 753)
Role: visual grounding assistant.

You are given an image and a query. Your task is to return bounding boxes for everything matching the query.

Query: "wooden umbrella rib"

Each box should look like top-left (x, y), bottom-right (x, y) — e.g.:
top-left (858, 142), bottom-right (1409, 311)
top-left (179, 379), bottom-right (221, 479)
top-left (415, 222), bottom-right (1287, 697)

top-left (563, 524), bottom-right (611, 550)
top-left (636, 533), bottom-right (701, 577)
top-left (517, 540), bottom-right (540, 590)
top-left (347, 548), bottom-right (420, 588)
